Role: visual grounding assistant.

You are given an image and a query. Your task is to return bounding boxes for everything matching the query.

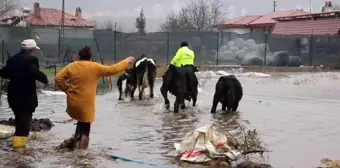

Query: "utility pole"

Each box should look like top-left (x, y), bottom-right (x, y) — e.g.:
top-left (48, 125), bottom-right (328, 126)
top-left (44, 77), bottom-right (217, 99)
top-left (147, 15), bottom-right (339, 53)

top-left (273, 1), bottom-right (277, 12)
top-left (309, 0), bottom-right (312, 13)
top-left (58, 0), bottom-right (65, 64)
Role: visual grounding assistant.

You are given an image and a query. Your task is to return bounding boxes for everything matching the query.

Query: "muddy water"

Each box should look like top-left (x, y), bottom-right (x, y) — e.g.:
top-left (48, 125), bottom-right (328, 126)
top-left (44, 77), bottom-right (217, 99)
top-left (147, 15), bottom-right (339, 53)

top-left (1, 72), bottom-right (340, 168)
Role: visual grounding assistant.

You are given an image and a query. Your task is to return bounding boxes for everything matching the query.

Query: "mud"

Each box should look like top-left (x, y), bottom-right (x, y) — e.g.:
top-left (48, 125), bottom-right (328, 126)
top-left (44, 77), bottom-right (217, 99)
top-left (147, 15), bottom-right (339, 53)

top-left (0, 118), bottom-right (54, 132)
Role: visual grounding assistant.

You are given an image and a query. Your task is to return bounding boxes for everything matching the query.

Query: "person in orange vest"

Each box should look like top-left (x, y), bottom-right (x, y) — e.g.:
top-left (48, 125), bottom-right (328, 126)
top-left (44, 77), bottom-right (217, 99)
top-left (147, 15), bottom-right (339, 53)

top-left (55, 46), bottom-right (135, 149)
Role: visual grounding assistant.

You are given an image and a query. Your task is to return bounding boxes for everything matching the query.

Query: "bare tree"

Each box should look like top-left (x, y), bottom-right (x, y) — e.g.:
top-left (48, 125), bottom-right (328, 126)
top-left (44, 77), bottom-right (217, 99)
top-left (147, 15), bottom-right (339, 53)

top-left (159, 12), bottom-right (181, 32)
top-left (91, 20), bottom-right (99, 29)
top-left (0, 0), bottom-right (16, 18)
top-left (160, 0), bottom-right (228, 32)
top-left (333, 4), bottom-right (340, 11)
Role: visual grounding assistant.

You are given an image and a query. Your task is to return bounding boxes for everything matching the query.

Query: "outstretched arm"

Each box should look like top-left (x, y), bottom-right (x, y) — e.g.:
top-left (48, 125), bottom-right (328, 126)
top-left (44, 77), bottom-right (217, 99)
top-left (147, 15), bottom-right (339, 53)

top-left (95, 59), bottom-right (129, 77)
top-left (55, 66), bottom-right (69, 92)
top-left (30, 57), bottom-right (48, 84)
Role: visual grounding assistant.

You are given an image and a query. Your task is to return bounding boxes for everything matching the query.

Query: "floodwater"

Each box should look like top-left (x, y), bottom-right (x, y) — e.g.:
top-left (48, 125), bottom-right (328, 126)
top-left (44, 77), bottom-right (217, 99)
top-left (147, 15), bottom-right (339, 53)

top-left (1, 71), bottom-right (340, 168)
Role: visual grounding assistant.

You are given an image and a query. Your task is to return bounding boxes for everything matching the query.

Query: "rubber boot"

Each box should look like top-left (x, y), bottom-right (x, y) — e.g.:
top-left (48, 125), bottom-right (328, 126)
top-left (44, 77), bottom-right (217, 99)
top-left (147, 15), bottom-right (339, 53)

top-left (12, 136), bottom-right (28, 152)
top-left (77, 135), bottom-right (89, 150)
top-left (79, 135), bottom-right (89, 150)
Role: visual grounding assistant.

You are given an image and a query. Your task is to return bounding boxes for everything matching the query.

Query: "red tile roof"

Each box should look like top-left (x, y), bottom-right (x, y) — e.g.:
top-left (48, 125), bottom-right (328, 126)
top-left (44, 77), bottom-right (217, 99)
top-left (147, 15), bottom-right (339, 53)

top-left (248, 9), bottom-right (309, 26)
top-left (217, 15), bottom-right (262, 28)
top-left (217, 10), bottom-right (310, 28)
top-left (272, 17), bottom-right (340, 35)
top-left (29, 8), bottom-right (93, 28)
top-left (1, 8), bottom-right (93, 28)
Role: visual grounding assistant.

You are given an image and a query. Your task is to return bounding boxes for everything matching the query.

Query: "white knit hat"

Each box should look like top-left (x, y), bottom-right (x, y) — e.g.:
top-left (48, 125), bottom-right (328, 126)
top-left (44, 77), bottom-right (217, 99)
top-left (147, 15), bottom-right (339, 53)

top-left (21, 39), bottom-right (40, 50)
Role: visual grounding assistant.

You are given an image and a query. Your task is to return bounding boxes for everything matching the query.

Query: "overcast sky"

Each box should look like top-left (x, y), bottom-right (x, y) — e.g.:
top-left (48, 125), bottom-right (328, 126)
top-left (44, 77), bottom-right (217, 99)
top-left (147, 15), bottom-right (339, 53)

top-left (16, 0), bottom-right (340, 32)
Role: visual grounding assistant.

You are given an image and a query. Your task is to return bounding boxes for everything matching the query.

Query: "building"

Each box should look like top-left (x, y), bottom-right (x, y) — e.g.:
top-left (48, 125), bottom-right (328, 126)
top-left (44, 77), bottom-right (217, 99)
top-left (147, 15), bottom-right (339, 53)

top-left (272, 11), bottom-right (340, 35)
top-left (216, 9), bottom-right (310, 34)
top-left (0, 2), bottom-right (93, 44)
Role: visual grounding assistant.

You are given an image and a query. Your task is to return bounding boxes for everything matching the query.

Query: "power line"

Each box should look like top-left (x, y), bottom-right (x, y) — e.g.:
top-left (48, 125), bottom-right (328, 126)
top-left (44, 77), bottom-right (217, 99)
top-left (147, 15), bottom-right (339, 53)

top-left (273, 1), bottom-right (277, 12)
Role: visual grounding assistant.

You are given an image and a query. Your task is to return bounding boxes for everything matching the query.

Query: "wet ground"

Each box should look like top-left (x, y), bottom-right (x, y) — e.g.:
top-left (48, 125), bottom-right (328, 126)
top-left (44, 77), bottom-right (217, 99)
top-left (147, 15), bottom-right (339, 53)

top-left (1, 71), bottom-right (340, 168)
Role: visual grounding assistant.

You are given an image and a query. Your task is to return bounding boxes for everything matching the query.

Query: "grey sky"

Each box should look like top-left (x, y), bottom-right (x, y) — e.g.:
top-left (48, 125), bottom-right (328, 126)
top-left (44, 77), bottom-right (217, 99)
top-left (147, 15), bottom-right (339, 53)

top-left (16, 0), bottom-right (340, 32)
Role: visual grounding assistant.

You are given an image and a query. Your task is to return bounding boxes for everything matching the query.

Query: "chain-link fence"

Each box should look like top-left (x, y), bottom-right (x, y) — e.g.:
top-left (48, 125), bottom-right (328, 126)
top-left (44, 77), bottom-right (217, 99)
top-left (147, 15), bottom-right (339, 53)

top-left (1, 25), bottom-right (340, 67)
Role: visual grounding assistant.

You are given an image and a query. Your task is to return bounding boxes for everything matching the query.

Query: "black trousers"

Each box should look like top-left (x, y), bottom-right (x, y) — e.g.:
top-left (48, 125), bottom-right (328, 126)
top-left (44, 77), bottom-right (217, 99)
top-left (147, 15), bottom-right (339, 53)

top-left (12, 109), bottom-right (33, 137)
top-left (75, 121), bottom-right (91, 139)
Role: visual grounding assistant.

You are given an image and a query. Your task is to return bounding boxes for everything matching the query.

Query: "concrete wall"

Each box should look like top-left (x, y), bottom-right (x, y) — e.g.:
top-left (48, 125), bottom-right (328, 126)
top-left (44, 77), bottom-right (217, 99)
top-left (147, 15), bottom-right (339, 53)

top-left (31, 27), bottom-right (93, 44)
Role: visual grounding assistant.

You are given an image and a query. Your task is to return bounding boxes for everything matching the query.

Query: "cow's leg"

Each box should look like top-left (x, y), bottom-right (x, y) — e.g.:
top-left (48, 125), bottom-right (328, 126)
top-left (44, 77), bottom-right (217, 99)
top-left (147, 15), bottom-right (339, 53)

top-left (227, 91), bottom-right (234, 112)
top-left (149, 79), bottom-right (154, 99)
top-left (138, 86), bottom-right (144, 100)
top-left (148, 71), bottom-right (156, 99)
top-left (118, 85), bottom-right (123, 100)
top-left (210, 93), bottom-right (220, 113)
top-left (130, 85), bottom-right (136, 100)
top-left (160, 84), bottom-right (170, 110)
top-left (231, 101), bottom-right (239, 112)
top-left (174, 92), bottom-right (185, 113)
top-left (192, 91), bottom-right (198, 107)
top-left (222, 104), bottom-right (227, 111)
top-left (175, 84), bottom-right (186, 113)
top-left (181, 103), bottom-right (186, 109)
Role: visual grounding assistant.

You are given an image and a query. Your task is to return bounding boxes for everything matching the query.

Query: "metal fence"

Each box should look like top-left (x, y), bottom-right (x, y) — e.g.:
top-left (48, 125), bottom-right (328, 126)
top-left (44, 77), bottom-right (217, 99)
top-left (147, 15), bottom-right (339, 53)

top-left (1, 26), bottom-right (340, 66)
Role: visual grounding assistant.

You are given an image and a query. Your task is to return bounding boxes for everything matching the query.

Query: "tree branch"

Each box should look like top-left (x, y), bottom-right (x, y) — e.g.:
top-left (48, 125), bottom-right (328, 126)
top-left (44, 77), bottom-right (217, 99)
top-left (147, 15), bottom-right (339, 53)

top-left (160, 0), bottom-right (228, 32)
top-left (0, 0), bottom-right (15, 18)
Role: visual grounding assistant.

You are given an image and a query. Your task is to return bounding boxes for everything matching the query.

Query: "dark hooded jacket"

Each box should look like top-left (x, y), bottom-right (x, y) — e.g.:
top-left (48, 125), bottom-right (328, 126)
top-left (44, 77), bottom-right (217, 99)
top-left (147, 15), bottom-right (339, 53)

top-left (0, 49), bottom-right (48, 112)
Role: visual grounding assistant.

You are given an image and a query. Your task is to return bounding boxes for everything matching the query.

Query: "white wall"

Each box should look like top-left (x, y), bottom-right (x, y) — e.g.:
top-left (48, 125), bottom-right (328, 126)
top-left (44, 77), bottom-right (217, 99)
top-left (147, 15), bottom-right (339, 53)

top-left (218, 27), bottom-right (265, 34)
top-left (31, 27), bottom-right (59, 44)
top-left (31, 27), bottom-right (93, 44)
top-left (220, 28), bottom-right (251, 34)
top-left (64, 28), bottom-right (93, 39)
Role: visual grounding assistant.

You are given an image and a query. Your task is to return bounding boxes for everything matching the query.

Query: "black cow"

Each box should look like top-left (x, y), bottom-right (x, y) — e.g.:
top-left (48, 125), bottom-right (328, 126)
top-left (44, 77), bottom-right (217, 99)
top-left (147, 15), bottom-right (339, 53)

top-left (210, 75), bottom-right (243, 113)
top-left (160, 65), bottom-right (199, 113)
top-left (117, 68), bottom-right (134, 100)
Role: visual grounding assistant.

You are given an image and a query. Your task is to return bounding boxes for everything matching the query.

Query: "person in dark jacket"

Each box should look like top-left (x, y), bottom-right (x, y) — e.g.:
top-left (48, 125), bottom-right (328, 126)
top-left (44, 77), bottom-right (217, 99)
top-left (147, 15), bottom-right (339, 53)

top-left (0, 39), bottom-right (48, 151)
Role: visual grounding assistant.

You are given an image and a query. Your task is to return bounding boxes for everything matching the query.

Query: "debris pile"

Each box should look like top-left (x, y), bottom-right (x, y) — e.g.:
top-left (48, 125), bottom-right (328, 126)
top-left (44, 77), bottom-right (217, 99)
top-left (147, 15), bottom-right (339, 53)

top-left (173, 124), bottom-right (271, 168)
top-left (0, 118), bottom-right (54, 132)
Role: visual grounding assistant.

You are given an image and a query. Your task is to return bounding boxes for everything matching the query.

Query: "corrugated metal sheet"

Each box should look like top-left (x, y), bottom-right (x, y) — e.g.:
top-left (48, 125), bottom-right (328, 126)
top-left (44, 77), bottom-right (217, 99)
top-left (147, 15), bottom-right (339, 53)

top-left (272, 18), bottom-right (340, 35)
top-left (249, 9), bottom-right (309, 25)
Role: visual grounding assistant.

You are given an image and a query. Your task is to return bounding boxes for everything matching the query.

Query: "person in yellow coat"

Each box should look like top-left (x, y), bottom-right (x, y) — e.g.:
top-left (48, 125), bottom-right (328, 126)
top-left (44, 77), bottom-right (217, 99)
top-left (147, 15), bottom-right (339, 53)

top-left (55, 46), bottom-right (135, 149)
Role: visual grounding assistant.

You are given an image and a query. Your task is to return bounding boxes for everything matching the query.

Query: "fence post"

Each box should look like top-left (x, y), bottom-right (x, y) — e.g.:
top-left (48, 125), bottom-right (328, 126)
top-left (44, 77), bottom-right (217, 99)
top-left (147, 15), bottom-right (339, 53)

top-left (166, 32), bottom-right (170, 65)
top-left (264, 29), bottom-right (269, 66)
top-left (113, 30), bottom-right (117, 62)
top-left (216, 32), bottom-right (219, 66)
top-left (309, 34), bottom-right (314, 66)
top-left (54, 64), bottom-right (57, 91)
top-left (0, 40), bottom-right (4, 97)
